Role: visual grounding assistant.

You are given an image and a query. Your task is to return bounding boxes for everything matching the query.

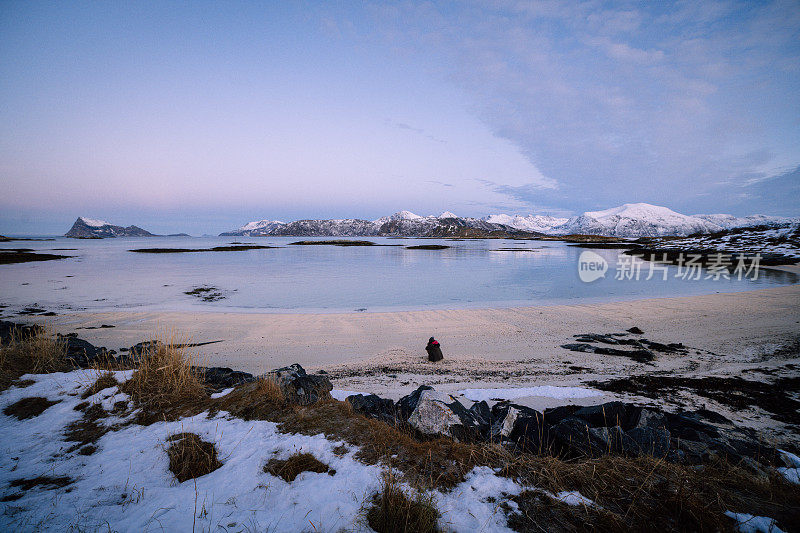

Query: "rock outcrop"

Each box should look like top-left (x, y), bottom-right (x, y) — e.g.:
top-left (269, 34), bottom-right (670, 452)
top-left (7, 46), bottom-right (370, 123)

top-left (344, 386), bottom-right (780, 468)
top-left (266, 363), bottom-right (333, 405)
top-left (65, 217), bottom-right (156, 238)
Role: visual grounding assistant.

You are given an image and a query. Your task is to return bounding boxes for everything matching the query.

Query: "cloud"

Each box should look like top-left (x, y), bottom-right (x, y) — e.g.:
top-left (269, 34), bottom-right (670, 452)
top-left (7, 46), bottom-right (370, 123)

top-left (373, 0), bottom-right (800, 214)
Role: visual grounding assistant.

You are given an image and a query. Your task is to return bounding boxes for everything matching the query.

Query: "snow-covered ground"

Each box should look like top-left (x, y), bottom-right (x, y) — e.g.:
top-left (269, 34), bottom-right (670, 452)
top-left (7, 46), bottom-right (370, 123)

top-left (457, 386), bottom-right (603, 403)
top-left (649, 225), bottom-right (800, 261)
top-left (0, 370), bottom-right (600, 532)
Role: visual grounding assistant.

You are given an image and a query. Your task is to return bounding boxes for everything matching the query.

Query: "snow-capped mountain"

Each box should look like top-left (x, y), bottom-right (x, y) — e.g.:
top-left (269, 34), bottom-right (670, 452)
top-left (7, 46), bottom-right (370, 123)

top-left (692, 213), bottom-right (799, 230)
top-left (222, 204), bottom-right (799, 238)
top-left (65, 217), bottom-right (155, 238)
top-left (222, 211), bottom-right (538, 238)
top-left (556, 203), bottom-right (723, 238)
top-left (483, 214), bottom-right (569, 233)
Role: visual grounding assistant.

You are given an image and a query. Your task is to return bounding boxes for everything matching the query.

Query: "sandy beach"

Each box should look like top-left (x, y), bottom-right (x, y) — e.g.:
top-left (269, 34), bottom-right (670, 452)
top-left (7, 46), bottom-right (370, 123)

top-left (40, 277), bottom-right (800, 373)
top-left (32, 273), bottom-right (797, 447)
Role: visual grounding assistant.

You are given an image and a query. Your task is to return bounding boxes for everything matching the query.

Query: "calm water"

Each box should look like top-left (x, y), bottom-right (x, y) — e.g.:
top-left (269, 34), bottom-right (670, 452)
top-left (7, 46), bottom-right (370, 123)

top-left (0, 236), bottom-right (796, 314)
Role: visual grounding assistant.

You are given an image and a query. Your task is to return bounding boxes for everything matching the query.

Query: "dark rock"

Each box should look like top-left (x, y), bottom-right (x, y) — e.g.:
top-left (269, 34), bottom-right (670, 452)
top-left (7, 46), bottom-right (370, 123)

top-left (114, 340), bottom-right (164, 366)
top-left (469, 400), bottom-right (492, 429)
top-left (627, 327), bottom-right (644, 334)
top-left (664, 411), bottom-right (720, 440)
top-left (543, 405), bottom-right (580, 426)
top-left (560, 343), bottom-right (596, 353)
top-left (627, 427), bottom-right (670, 457)
top-left (196, 367), bottom-right (255, 391)
top-left (347, 394), bottom-right (399, 425)
top-left (588, 425), bottom-right (639, 455)
top-left (574, 402), bottom-right (634, 428)
top-left (396, 385), bottom-right (434, 420)
top-left (574, 333), bottom-right (619, 344)
top-left (560, 342), bottom-right (655, 363)
top-left (58, 335), bottom-right (111, 367)
top-left (0, 321), bottom-right (41, 344)
top-left (491, 404), bottom-right (547, 452)
top-left (266, 363), bottom-right (332, 406)
top-left (550, 417), bottom-right (609, 458)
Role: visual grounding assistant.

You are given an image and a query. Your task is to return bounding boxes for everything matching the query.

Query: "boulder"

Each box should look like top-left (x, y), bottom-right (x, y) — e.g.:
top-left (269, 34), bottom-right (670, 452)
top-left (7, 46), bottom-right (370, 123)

top-left (59, 335), bottom-right (111, 367)
top-left (196, 366), bottom-right (256, 391)
top-left (396, 385), bottom-right (434, 420)
top-left (347, 394), bottom-right (399, 425)
top-left (550, 417), bottom-right (610, 458)
top-left (266, 363), bottom-right (332, 406)
top-left (406, 389), bottom-right (485, 442)
top-left (490, 403), bottom-right (547, 452)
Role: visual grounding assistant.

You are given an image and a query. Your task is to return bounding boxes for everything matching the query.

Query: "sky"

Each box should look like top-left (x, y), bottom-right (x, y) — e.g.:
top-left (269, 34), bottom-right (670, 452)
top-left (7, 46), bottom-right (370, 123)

top-left (1, 1), bottom-right (798, 235)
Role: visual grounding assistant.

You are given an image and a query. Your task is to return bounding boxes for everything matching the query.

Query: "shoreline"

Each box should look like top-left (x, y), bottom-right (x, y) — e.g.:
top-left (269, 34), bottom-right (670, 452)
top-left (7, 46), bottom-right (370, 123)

top-left (12, 267), bottom-right (800, 446)
top-left (30, 273), bottom-right (799, 370)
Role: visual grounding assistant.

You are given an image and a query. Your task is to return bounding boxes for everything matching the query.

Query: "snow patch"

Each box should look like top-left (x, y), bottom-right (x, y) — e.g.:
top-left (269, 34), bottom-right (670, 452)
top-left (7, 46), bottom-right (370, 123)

top-left (777, 449), bottom-right (800, 484)
top-left (330, 389), bottom-right (361, 401)
top-left (210, 387), bottom-right (235, 399)
top-left (725, 511), bottom-right (785, 533)
top-left (459, 386), bottom-right (603, 402)
top-left (78, 217), bottom-right (110, 227)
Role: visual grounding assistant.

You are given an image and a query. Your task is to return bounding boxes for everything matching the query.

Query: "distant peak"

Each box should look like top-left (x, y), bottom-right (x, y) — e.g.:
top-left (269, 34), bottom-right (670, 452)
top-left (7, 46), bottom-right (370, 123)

top-left (391, 210), bottom-right (422, 220)
top-left (78, 217), bottom-right (110, 227)
top-left (438, 211), bottom-right (458, 219)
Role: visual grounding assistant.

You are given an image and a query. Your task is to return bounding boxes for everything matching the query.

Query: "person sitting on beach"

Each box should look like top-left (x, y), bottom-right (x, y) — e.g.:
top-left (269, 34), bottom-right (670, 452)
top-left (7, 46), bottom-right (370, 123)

top-left (426, 336), bottom-right (443, 362)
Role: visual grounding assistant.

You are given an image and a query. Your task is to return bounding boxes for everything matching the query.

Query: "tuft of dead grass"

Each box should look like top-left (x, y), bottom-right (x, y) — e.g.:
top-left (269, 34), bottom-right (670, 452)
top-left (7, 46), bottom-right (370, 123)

top-left (501, 454), bottom-right (800, 532)
top-left (117, 339), bottom-right (207, 423)
top-left (81, 372), bottom-right (118, 399)
top-left (3, 396), bottom-right (59, 420)
top-left (64, 402), bottom-right (109, 447)
top-left (264, 452), bottom-right (333, 482)
top-left (165, 432), bottom-right (222, 483)
top-left (9, 475), bottom-right (73, 491)
top-left (0, 327), bottom-right (68, 391)
top-left (364, 469), bottom-right (440, 533)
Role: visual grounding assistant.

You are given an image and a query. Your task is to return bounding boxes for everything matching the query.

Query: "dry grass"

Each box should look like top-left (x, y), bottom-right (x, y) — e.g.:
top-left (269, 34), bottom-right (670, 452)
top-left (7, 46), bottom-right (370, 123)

top-left (117, 338), bottom-right (207, 423)
top-left (3, 396), bottom-right (60, 419)
top-left (64, 402), bottom-right (109, 446)
top-left (9, 475), bottom-right (73, 491)
top-left (81, 372), bottom-right (118, 399)
top-left (165, 432), bottom-right (222, 483)
top-left (501, 454), bottom-right (800, 532)
top-left (264, 452), bottom-right (333, 482)
top-left (0, 327), bottom-right (68, 391)
top-left (363, 469), bottom-right (440, 533)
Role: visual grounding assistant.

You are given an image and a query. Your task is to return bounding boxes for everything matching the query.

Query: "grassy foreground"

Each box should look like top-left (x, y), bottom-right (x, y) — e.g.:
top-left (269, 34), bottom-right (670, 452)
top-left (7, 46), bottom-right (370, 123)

top-left (1, 327), bottom-right (799, 532)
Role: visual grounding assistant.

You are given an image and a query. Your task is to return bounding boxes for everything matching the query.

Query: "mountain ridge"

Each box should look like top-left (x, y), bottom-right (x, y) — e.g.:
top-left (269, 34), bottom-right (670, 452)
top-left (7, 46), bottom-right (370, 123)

top-left (223, 203), bottom-right (799, 238)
